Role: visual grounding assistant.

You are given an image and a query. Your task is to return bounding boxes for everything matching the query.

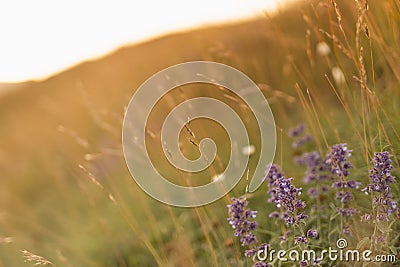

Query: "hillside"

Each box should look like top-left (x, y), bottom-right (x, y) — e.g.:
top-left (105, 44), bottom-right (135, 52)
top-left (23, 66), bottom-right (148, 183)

top-left (0, 10), bottom-right (313, 185)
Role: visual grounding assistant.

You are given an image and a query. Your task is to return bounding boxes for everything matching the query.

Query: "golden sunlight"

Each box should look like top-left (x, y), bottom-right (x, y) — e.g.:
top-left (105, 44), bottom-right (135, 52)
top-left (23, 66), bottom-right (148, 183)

top-left (0, 0), bottom-right (293, 83)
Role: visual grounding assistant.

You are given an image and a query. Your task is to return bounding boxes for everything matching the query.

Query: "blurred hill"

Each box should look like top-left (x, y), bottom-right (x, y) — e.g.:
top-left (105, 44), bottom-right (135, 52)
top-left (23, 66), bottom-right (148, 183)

top-left (0, 10), bottom-right (314, 181)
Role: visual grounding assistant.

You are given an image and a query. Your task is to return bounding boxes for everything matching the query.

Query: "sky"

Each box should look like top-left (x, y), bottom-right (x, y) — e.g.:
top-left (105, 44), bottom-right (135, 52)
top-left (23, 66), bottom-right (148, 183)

top-left (0, 0), bottom-right (291, 83)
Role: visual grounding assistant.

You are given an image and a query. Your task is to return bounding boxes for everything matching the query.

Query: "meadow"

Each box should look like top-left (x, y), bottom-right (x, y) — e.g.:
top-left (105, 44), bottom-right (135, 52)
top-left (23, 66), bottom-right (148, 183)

top-left (0, 0), bottom-right (399, 266)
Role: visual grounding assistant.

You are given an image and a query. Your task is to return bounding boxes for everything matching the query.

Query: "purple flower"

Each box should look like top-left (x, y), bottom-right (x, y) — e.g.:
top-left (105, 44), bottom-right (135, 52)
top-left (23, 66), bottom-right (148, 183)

top-left (281, 211), bottom-right (289, 220)
top-left (332, 181), bottom-right (347, 188)
top-left (326, 143), bottom-right (353, 178)
top-left (264, 164), bottom-right (285, 203)
top-left (285, 216), bottom-right (295, 225)
top-left (288, 123), bottom-right (314, 149)
top-left (292, 135), bottom-right (314, 149)
top-left (332, 180), bottom-right (360, 189)
top-left (244, 249), bottom-right (256, 257)
top-left (313, 257), bottom-right (322, 265)
top-left (268, 174), bottom-right (309, 226)
top-left (335, 191), bottom-right (353, 203)
top-left (263, 164), bottom-right (284, 186)
top-left (280, 230), bottom-right (292, 241)
top-left (288, 123), bottom-right (305, 137)
top-left (296, 212), bottom-right (308, 222)
top-left (245, 244), bottom-right (271, 261)
top-left (227, 197), bottom-right (258, 246)
top-left (253, 262), bottom-right (270, 267)
top-left (274, 177), bottom-right (304, 212)
top-left (306, 229), bottom-right (318, 238)
top-left (268, 211), bottom-right (280, 219)
top-left (327, 145), bottom-right (358, 205)
top-left (257, 243), bottom-right (270, 251)
top-left (326, 144), bottom-right (359, 235)
top-left (299, 260), bottom-right (308, 266)
top-left (295, 200), bottom-right (306, 209)
top-left (372, 235), bottom-right (386, 245)
top-left (297, 151), bottom-right (331, 200)
top-left (266, 164), bottom-right (309, 224)
top-left (294, 235), bottom-right (308, 244)
top-left (347, 180), bottom-right (361, 189)
top-left (321, 185), bottom-right (329, 192)
top-left (338, 208), bottom-right (357, 217)
top-left (307, 187), bottom-right (318, 198)
top-left (240, 234), bottom-right (257, 247)
top-left (342, 224), bottom-right (351, 235)
top-left (362, 152), bottom-right (397, 221)
top-left (360, 213), bottom-right (372, 222)
top-left (298, 151), bottom-right (330, 183)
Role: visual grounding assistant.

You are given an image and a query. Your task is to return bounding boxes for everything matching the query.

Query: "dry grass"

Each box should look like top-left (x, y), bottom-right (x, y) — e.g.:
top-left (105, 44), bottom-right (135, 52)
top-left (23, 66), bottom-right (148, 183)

top-left (0, 0), bottom-right (399, 266)
top-left (21, 250), bottom-right (55, 266)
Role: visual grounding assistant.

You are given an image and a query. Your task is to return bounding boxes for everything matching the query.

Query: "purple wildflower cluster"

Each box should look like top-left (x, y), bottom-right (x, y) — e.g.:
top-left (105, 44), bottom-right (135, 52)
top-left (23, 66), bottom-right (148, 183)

top-left (294, 235), bottom-right (308, 245)
top-left (244, 243), bottom-right (269, 258)
top-left (227, 197), bottom-right (272, 266)
top-left (295, 151), bottom-right (331, 198)
top-left (227, 196), bottom-right (258, 247)
top-left (288, 123), bottom-right (305, 137)
top-left (253, 261), bottom-right (270, 267)
top-left (265, 164), bottom-right (307, 225)
top-left (362, 152), bottom-right (398, 221)
top-left (273, 177), bottom-right (305, 214)
top-left (296, 151), bottom-right (329, 183)
top-left (288, 123), bottom-right (314, 149)
top-left (325, 144), bottom-right (361, 235)
top-left (244, 243), bottom-right (271, 267)
top-left (299, 260), bottom-right (308, 266)
top-left (326, 144), bottom-right (361, 202)
top-left (264, 164), bottom-right (285, 203)
top-left (264, 164), bottom-right (318, 245)
top-left (289, 124), bottom-right (331, 202)
top-left (226, 127), bottom-right (398, 266)
top-left (263, 164), bottom-right (284, 185)
top-left (325, 143), bottom-right (352, 178)
top-left (306, 229), bottom-right (318, 238)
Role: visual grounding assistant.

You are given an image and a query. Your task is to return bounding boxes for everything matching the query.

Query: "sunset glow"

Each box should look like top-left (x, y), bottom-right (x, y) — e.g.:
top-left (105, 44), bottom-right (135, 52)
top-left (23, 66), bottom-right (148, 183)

top-left (0, 0), bottom-right (293, 83)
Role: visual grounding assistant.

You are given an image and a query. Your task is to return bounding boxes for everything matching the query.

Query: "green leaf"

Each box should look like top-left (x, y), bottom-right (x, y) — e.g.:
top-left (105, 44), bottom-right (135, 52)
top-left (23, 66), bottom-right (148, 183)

top-left (330, 211), bottom-right (339, 220)
top-left (329, 202), bottom-right (337, 211)
top-left (328, 227), bottom-right (338, 240)
top-left (376, 221), bottom-right (390, 233)
top-left (389, 246), bottom-right (397, 255)
top-left (356, 236), bottom-right (370, 250)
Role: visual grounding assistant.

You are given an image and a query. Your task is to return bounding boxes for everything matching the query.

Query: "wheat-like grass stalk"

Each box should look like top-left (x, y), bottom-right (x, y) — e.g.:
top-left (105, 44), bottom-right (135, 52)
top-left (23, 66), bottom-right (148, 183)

top-left (0, 237), bottom-right (13, 244)
top-left (21, 250), bottom-right (56, 266)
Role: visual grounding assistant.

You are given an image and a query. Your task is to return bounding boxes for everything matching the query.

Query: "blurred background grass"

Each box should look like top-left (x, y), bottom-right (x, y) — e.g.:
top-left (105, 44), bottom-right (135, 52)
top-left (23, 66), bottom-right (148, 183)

top-left (0, 0), bottom-right (399, 266)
